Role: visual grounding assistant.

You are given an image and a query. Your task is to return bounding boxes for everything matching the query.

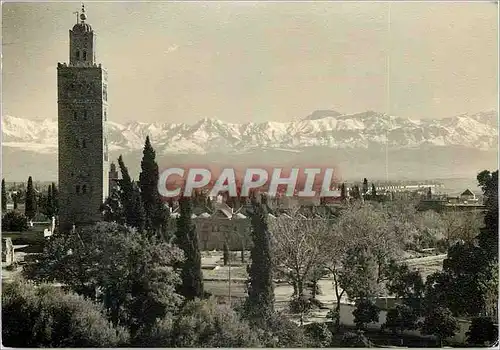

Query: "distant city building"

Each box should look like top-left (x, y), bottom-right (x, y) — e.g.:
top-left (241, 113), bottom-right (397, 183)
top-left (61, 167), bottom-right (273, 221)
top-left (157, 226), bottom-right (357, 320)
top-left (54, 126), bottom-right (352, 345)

top-left (459, 188), bottom-right (477, 203)
top-left (167, 200), bottom-right (339, 251)
top-left (418, 188), bottom-right (484, 212)
top-left (57, 5), bottom-right (110, 232)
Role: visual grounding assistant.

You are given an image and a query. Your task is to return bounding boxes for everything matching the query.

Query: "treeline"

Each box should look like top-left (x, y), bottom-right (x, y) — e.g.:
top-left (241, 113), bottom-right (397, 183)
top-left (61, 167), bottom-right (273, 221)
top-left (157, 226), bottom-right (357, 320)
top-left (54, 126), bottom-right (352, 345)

top-left (3, 133), bottom-right (497, 348)
top-left (1, 177), bottom-right (58, 231)
top-left (268, 170), bottom-right (498, 347)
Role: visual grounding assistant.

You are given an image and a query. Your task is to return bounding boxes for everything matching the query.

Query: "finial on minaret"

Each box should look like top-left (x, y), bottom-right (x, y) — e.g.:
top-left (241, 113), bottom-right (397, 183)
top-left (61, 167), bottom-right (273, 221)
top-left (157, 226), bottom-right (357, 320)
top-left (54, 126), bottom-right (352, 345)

top-left (73, 10), bottom-right (79, 24)
top-left (80, 3), bottom-right (87, 23)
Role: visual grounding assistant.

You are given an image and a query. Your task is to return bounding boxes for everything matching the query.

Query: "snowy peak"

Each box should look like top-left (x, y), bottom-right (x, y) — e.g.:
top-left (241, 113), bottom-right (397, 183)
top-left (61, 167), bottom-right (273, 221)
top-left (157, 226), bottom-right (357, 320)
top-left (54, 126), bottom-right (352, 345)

top-left (303, 110), bottom-right (343, 120)
top-left (2, 110), bottom-right (497, 154)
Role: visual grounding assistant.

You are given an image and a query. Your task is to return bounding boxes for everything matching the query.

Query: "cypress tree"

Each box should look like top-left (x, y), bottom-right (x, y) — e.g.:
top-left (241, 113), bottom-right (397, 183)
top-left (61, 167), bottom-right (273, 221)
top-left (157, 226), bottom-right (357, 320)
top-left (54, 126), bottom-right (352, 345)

top-left (130, 182), bottom-right (146, 233)
top-left (351, 185), bottom-right (362, 200)
top-left (245, 195), bottom-right (275, 322)
top-left (45, 184), bottom-right (55, 218)
top-left (118, 155), bottom-right (136, 229)
top-left (25, 176), bottom-right (36, 220)
top-left (362, 178), bottom-right (369, 195)
top-left (101, 186), bottom-right (125, 224)
top-left (427, 187), bottom-right (433, 199)
top-left (139, 136), bottom-right (168, 235)
top-left (174, 196), bottom-right (204, 300)
top-left (371, 183), bottom-right (377, 198)
top-left (2, 178), bottom-right (7, 212)
top-left (340, 183), bottom-right (347, 201)
top-left (51, 182), bottom-right (59, 215)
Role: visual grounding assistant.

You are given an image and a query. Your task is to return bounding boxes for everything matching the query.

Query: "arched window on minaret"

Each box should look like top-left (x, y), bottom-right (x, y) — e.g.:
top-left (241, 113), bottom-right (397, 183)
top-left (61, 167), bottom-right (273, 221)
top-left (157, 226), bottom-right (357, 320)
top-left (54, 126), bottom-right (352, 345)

top-left (76, 50), bottom-right (80, 61)
top-left (82, 139), bottom-right (87, 148)
top-left (73, 111), bottom-right (77, 120)
top-left (76, 185), bottom-right (81, 194)
top-left (82, 185), bottom-right (87, 194)
top-left (83, 51), bottom-right (87, 61)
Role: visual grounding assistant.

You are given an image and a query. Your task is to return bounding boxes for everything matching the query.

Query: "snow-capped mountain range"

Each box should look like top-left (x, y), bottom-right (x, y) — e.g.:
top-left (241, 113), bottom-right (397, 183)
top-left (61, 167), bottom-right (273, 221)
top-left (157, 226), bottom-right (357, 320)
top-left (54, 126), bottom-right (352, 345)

top-left (2, 110), bottom-right (498, 154)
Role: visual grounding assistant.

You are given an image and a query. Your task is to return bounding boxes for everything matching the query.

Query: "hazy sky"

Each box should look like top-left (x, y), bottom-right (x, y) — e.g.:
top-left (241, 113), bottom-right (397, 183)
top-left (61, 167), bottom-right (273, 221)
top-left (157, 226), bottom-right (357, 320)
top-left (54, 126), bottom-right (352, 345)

top-left (2, 1), bottom-right (498, 124)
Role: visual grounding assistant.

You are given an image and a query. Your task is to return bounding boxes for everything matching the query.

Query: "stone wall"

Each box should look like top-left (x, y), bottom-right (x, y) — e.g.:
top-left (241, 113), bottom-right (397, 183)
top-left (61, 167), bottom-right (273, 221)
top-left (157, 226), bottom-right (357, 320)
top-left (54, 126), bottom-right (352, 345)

top-left (168, 217), bottom-right (252, 251)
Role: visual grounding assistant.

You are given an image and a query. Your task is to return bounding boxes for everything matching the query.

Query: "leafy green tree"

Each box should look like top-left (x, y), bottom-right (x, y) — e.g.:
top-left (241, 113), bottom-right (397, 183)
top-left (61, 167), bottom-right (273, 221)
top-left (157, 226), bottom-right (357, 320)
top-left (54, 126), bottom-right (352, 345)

top-left (139, 136), bottom-right (168, 235)
top-left (24, 176), bottom-right (36, 219)
top-left (425, 242), bottom-right (495, 317)
top-left (304, 322), bottom-right (333, 348)
top-left (383, 304), bottom-right (418, 335)
top-left (385, 262), bottom-right (425, 315)
top-left (340, 330), bottom-right (373, 347)
top-left (289, 295), bottom-right (313, 326)
top-left (142, 298), bottom-right (261, 347)
top-left (466, 317), bottom-right (498, 346)
top-left (326, 203), bottom-right (404, 330)
top-left (23, 222), bottom-right (184, 337)
top-left (477, 170), bottom-right (498, 262)
top-left (2, 278), bottom-right (130, 347)
top-left (352, 299), bottom-right (380, 330)
top-left (478, 261), bottom-right (499, 318)
top-left (174, 196), bottom-right (204, 301)
top-left (259, 312), bottom-right (312, 347)
top-left (2, 178), bottom-right (7, 212)
top-left (2, 211), bottom-right (28, 232)
top-left (339, 245), bottom-right (380, 301)
top-left (245, 197), bottom-right (275, 324)
top-left (420, 307), bottom-right (459, 347)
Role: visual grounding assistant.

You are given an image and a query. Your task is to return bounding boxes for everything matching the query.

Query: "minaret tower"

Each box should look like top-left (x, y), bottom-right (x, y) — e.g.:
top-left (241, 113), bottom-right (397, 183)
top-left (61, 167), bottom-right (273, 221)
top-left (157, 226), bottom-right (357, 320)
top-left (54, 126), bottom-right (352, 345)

top-left (57, 4), bottom-right (109, 232)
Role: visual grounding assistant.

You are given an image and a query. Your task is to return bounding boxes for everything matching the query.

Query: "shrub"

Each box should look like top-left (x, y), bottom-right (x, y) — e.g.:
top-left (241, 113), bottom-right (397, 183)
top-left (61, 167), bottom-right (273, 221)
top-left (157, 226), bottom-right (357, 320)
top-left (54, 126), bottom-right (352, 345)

top-left (466, 317), bottom-right (498, 346)
top-left (341, 330), bottom-right (373, 347)
top-left (384, 304), bottom-right (418, 334)
top-left (140, 298), bottom-right (260, 347)
top-left (420, 307), bottom-right (459, 347)
top-left (304, 322), bottom-right (333, 347)
top-left (353, 299), bottom-right (380, 330)
top-left (2, 279), bottom-right (130, 347)
top-left (2, 211), bottom-right (28, 232)
top-left (259, 312), bottom-right (312, 348)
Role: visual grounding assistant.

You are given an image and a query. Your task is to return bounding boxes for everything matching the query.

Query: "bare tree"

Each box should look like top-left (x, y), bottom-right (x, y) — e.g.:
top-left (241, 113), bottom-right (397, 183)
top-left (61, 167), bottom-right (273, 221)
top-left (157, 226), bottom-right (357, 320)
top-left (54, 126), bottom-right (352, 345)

top-left (324, 203), bottom-right (407, 329)
top-left (440, 210), bottom-right (483, 248)
top-left (270, 208), bottom-right (333, 300)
